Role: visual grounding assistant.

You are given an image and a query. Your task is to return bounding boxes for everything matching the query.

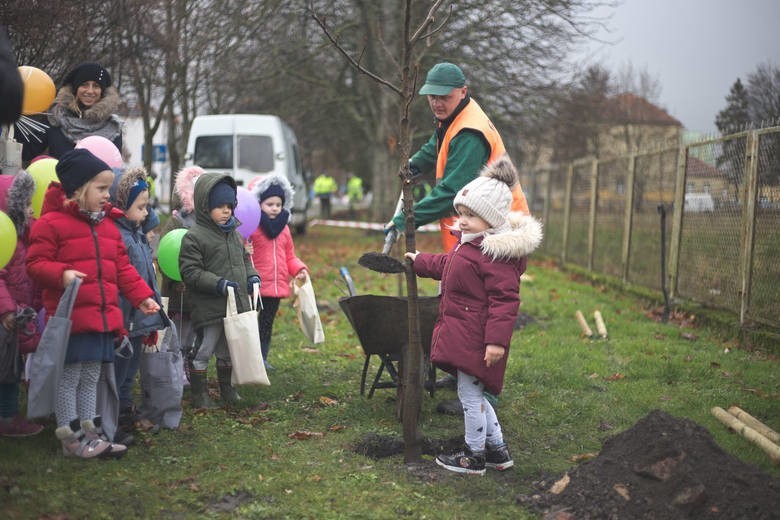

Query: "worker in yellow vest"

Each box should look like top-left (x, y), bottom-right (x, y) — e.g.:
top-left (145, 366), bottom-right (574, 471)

top-left (313, 172), bottom-right (338, 219)
top-left (386, 62), bottom-right (528, 252)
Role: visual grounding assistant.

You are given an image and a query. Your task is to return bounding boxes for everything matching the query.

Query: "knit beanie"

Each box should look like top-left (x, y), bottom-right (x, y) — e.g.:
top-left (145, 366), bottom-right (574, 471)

top-left (259, 183), bottom-right (286, 203)
top-left (56, 148), bottom-right (111, 197)
top-left (208, 180), bottom-right (236, 210)
top-left (64, 62), bottom-right (112, 91)
top-left (453, 155), bottom-right (518, 229)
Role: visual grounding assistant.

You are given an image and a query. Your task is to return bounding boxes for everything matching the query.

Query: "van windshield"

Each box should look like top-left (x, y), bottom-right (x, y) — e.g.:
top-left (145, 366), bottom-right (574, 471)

top-left (194, 136), bottom-right (232, 169)
top-left (237, 135), bottom-right (274, 173)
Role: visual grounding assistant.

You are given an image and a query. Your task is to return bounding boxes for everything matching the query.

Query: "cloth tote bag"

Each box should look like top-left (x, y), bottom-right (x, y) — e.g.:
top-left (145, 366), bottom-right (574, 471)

top-left (140, 319), bottom-right (184, 429)
top-left (292, 272), bottom-right (325, 344)
top-left (223, 285), bottom-right (269, 386)
top-left (96, 360), bottom-right (120, 441)
top-left (26, 277), bottom-right (82, 419)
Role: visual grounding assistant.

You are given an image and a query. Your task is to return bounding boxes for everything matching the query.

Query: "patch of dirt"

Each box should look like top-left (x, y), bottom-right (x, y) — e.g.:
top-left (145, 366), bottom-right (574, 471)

top-left (353, 433), bottom-right (462, 460)
top-left (515, 312), bottom-right (536, 330)
top-left (520, 409), bottom-right (780, 520)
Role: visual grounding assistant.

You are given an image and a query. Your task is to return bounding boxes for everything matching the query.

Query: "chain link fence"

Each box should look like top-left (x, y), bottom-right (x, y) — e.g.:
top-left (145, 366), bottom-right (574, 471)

top-left (524, 126), bottom-right (780, 329)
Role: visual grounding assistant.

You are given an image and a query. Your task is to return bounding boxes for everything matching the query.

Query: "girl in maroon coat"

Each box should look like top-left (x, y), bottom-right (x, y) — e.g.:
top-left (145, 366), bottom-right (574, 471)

top-left (0, 170), bottom-right (43, 437)
top-left (26, 149), bottom-right (159, 459)
top-left (406, 156), bottom-right (542, 475)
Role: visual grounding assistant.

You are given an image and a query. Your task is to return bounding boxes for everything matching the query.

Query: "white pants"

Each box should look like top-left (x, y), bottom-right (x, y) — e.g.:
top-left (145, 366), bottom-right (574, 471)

top-left (457, 370), bottom-right (504, 452)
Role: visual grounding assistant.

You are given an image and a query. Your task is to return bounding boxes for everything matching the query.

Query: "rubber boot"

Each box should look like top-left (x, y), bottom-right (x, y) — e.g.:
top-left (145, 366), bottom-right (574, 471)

top-left (188, 369), bottom-right (216, 409)
top-left (217, 366), bottom-right (241, 404)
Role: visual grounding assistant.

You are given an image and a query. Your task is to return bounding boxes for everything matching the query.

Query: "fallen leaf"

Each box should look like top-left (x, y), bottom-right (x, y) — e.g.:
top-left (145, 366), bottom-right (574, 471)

top-left (570, 452), bottom-right (598, 462)
top-left (680, 332), bottom-right (698, 341)
top-left (588, 373), bottom-right (599, 379)
top-left (328, 424), bottom-right (347, 431)
top-left (613, 483), bottom-right (630, 500)
top-left (288, 430), bottom-right (324, 440)
top-left (303, 348), bottom-right (320, 354)
top-left (550, 474), bottom-right (570, 494)
top-left (319, 396), bottom-right (338, 406)
top-left (604, 373), bottom-right (625, 382)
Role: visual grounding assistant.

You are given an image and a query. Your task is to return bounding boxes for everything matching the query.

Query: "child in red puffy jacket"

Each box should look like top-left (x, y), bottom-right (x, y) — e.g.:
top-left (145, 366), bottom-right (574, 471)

top-left (26, 149), bottom-right (159, 459)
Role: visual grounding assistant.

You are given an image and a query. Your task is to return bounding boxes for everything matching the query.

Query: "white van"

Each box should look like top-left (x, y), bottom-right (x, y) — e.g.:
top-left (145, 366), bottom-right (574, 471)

top-left (185, 114), bottom-right (309, 233)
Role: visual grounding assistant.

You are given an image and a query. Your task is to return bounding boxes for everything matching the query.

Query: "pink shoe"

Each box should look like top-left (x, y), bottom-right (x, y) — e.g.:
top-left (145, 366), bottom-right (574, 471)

top-left (0, 415), bottom-right (44, 437)
top-left (55, 419), bottom-right (113, 459)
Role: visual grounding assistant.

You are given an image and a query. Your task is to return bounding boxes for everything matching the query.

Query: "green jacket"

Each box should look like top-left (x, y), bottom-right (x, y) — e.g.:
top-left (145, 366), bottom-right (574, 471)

top-left (178, 173), bottom-right (258, 330)
top-left (392, 130), bottom-right (489, 231)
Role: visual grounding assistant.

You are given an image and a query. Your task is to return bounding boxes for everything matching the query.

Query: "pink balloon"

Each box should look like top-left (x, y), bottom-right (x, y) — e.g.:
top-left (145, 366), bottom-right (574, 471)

top-left (75, 135), bottom-right (123, 168)
top-left (235, 187), bottom-right (261, 240)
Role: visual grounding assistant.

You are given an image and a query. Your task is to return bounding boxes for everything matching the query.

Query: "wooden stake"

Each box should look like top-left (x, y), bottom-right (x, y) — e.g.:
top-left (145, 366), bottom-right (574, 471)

top-left (575, 310), bottom-right (593, 338)
top-left (727, 406), bottom-right (780, 444)
top-left (712, 406), bottom-right (780, 465)
top-left (593, 310), bottom-right (607, 339)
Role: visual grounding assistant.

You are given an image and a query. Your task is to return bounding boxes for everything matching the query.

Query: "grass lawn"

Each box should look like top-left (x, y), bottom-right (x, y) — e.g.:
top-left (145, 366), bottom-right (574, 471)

top-left (1, 224), bottom-right (777, 519)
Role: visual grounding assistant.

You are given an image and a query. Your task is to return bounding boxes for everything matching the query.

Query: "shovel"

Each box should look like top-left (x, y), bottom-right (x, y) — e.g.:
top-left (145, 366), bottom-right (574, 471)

top-left (358, 227), bottom-right (405, 273)
top-left (358, 192), bottom-right (406, 273)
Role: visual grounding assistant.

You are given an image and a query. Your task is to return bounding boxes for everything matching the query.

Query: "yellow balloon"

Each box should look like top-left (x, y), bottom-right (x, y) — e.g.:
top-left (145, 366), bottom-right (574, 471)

top-left (0, 211), bottom-right (17, 270)
top-left (18, 66), bottom-right (56, 115)
top-left (27, 158), bottom-right (59, 218)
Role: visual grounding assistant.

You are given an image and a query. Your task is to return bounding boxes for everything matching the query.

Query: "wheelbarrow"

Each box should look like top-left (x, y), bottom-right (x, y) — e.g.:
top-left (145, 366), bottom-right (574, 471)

top-left (338, 268), bottom-right (440, 398)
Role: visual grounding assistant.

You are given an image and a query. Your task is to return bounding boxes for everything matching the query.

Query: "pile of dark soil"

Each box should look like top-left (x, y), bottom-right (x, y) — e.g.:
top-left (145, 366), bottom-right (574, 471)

top-left (522, 409), bottom-right (780, 519)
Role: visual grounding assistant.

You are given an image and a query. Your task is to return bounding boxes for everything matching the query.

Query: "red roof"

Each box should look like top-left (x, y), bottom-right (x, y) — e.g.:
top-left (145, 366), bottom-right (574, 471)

top-left (602, 93), bottom-right (682, 127)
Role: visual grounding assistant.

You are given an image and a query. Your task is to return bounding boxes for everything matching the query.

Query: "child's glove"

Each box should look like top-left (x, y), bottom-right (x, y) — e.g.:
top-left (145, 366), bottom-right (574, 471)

top-left (217, 278), bottom-right (240, 296)
top-left (247, 275), bottom-right (261, 293)
top-left (143, 331), bottom-right (158, 347)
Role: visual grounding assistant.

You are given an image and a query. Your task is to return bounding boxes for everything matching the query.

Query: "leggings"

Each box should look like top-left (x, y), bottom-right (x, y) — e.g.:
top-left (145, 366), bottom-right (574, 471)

top-left (457, 370), bottom-right (505, 452)
top-left (55, 361), bottom-right (101, 428)
top-left (258, 297), bottom-right (281, 360)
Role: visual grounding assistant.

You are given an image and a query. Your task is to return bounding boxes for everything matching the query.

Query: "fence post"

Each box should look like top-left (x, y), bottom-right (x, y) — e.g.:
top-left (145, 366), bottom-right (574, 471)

top-left (587, 159), bottom-right (599, 271)
top-left (621, 154), bottom-right (636, 283)
top-left (543, 167), bottom-right (552, 231)
top-left (668, 144), bottom-right (687, 299)
top-left (739, 131), bottom-right (759, 325)
top-left (561, 162), bottom-right (574, 264)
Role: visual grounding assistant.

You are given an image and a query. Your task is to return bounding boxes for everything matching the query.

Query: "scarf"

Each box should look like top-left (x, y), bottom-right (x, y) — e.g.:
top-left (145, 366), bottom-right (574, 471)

top-left (50, 104), bottom-right (122, 144)
top-left (218, 216), bottom-right (239, 233)
top-left (259, 209), bottom-right (289, 239)
top-left (81, 209), bottom-right (107, 224)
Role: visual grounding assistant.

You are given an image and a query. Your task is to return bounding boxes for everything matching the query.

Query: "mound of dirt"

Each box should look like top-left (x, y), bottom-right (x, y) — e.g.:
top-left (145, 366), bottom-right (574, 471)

top-left (522, 409), bottom-right (780, 519)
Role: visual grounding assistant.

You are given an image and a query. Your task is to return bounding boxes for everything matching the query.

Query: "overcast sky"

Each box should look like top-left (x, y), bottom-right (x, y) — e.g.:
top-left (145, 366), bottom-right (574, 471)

top-left (579, 0), bottom-right (780, 133)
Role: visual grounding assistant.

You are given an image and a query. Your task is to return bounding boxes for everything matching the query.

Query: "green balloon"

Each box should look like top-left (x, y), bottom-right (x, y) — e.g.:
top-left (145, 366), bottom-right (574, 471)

top-left (157, 228), bottom-right (187, 282)
top-left (0, 211), bottom-right (17, 270)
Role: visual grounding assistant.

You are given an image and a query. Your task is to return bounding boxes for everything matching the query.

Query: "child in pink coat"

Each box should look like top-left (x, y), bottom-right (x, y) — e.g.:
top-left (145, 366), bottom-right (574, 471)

top-left (247, 175), bottom-right (308, 370)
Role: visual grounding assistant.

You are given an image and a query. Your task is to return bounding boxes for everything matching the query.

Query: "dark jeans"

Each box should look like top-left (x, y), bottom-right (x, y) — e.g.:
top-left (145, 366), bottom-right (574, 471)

top-left (0, 382), bottom-right (19, 418)
top-left (258, 297), bottom-right (281, 360)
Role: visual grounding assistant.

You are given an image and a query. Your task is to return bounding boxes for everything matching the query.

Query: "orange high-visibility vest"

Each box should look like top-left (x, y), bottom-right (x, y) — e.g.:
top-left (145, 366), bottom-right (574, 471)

top-left (435, 99), bottom-right (529, 251)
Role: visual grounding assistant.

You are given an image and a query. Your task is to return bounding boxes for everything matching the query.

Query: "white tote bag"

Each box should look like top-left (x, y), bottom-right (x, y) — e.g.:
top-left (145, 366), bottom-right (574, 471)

top-left (223, 285), bottom-right (269, 386)
top-left (292, 272), bottom-right (325, 344)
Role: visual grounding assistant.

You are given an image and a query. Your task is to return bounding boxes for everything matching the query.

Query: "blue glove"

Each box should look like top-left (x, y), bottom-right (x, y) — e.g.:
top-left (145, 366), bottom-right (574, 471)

top-left (247, 275), bottom-right (261, 293)
top-left (217, 278), bottom-right (239, 296)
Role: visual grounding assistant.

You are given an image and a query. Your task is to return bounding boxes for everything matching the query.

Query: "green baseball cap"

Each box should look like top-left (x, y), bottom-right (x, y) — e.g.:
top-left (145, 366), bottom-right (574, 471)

top-left (418, 62), bottom-right (466, 96)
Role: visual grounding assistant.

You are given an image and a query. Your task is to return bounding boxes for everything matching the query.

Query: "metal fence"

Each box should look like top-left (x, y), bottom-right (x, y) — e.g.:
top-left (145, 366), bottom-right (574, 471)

top-left (525, 126), bottom-right (780, 329)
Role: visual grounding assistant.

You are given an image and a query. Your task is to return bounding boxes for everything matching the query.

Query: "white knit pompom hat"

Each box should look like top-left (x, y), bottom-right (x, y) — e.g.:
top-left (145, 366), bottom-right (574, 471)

top-left (453, 155), bottom-right (518, 229)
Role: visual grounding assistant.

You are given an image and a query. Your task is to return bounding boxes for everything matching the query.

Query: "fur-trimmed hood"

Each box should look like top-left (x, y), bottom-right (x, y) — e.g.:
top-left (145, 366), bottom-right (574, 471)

top-left (112, 166), bottom-right (148, 210)
top-left (480, 212), bottom-right (543, 261)
top-left (251, 174), bottom-right (295, 211)
top-left (174, 166), bottom-right (204, 214)
top-left (49, 85), bottom-right (120, 124)
top-left (0, 170), bottom-right (35, 234)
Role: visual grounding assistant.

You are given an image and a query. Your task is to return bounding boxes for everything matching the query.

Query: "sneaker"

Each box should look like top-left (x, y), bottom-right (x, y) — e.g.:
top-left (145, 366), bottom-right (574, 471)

top-left (435, 446), bottom-right (486, 475)
top-left (485, 444), bottom-right (514, 471)
top-left (91, 417), bottom-right (128, 458)
top-left (0, 415), bottom-right (44, 437)
top-left (56, 419), bottom-right (113, 459)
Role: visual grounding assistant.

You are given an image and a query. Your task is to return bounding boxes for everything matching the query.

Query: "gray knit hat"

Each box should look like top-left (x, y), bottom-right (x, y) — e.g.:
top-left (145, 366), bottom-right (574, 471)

top-left (453, 155), bottom-right (518, 229)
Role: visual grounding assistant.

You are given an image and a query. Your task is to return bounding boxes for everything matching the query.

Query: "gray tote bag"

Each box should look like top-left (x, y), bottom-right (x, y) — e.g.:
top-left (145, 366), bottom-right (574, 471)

top-left (139, 320), bottom-right (184, 429)
top-left (26, 277), bottom-right (82, 419)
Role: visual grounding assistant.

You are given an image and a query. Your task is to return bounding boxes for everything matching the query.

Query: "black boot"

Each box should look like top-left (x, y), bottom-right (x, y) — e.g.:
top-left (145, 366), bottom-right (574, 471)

top-left (188, 369), bottom-right (216, 409)
top-left (217, 366), bottom-right (241, 404)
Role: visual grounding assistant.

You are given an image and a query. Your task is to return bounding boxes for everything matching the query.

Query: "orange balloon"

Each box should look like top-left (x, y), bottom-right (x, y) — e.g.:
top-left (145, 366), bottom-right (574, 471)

top-left (18, 66), bottom-right (56, 115)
